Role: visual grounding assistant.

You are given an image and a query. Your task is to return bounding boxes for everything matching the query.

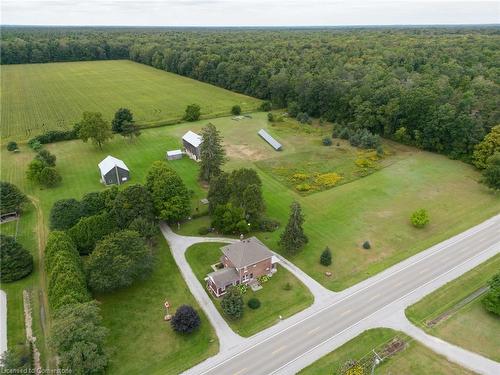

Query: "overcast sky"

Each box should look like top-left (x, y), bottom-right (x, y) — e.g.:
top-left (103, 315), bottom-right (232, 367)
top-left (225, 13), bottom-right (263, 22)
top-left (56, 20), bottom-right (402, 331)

top-left (1, 0), bottom-right (499, 27)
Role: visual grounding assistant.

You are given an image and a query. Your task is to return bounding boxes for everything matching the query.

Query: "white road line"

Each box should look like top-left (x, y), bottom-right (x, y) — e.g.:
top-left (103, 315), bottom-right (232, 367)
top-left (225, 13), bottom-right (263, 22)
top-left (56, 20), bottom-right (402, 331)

top-left (198, 218), bottom-right (499, 375)
top-left (272, 346), bottom-right (287, 355)
top-left (307, 327), bottom-right (321, 335)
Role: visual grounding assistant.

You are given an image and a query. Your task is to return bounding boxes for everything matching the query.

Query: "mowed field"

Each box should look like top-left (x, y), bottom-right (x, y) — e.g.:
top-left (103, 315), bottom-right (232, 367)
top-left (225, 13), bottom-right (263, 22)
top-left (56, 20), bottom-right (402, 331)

top-left (0, 60), bottom-right (262, 140)
top-left (2, 112), bottom-right (499, 293)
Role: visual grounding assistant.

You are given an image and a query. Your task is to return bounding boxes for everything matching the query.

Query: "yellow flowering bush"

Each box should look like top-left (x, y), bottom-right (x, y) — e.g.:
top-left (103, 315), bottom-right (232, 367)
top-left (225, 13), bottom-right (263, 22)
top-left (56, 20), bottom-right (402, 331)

top-left (314, 172), bottom-right (343, 187)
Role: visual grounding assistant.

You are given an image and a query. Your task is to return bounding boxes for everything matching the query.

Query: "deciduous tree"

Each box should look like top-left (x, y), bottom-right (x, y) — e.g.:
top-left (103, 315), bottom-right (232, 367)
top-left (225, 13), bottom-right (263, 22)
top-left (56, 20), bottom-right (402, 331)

top-left (171, 305), bottom-right (201, 334)
top-left (183, 104), bottom-right (201, 121)
top-left (481, 153), bottom-right (500, 191)
top-left (76, 111), bottom-right (113, 149)
top-left (111, 108), bottom-right (134, 133)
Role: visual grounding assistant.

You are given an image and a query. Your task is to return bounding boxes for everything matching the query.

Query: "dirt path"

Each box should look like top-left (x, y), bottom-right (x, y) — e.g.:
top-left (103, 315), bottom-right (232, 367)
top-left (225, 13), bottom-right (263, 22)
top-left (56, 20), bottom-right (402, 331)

top-left (28, 196), bottom-right (51, 366)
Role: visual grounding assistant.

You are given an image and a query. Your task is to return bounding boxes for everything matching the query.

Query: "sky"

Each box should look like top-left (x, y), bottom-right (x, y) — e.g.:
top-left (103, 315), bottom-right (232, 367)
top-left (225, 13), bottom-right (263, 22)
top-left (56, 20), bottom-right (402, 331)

top-left (1, 0), bottom-right (499, 27)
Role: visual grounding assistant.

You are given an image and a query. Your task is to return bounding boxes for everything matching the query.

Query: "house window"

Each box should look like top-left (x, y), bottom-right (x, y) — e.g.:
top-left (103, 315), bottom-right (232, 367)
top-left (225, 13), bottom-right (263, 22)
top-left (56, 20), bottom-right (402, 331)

top-left (253, 264), bottom-right (256, 268)
top-left (121, 177), bottom-right (127, 181)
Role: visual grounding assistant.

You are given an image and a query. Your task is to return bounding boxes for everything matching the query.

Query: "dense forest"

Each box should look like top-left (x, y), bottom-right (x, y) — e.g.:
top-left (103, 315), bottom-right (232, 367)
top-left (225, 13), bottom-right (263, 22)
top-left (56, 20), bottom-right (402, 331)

top-left (2, 26), bottom-right (499, 160)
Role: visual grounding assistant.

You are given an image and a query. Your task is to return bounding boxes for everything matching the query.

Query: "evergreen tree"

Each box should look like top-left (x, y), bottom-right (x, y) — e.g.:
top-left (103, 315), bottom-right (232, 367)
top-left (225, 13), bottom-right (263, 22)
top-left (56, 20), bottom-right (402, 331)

top-left (241, 184), bottom-right (265, 223)
top-left (0, 235), bottom-right (33, 283)
top-left (0, 181), bottom-right (27, 214)
top-left (221, 286), bottom-right (244, 320)
top-left (279, 201), bottom-right (308, 254)
top-left (199, 123), bottom-right (226, 182)
top-left (320, 247), bottom-right (332, 266)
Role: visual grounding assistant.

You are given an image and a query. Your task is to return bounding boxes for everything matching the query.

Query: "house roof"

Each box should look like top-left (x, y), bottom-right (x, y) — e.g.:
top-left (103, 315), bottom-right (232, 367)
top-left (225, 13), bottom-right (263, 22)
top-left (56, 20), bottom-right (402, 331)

top-left (221, 237), bottom-right (274, 269)
top-left (182, 131), bottom-right (202, 148)
top-left (167, 149), bottom-right (183, 156)
top-left (98, 155), bottom-right (129, 175)
top-left (258, 129), bottom-right (282, 150)
top-left (207, 267), bottom-right (239, 288)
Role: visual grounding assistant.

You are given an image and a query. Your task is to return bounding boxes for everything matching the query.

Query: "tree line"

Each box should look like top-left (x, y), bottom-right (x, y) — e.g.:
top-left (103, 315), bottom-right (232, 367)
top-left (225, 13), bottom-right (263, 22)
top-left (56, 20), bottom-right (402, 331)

top-left (2, 26), bottom-right (499, 161)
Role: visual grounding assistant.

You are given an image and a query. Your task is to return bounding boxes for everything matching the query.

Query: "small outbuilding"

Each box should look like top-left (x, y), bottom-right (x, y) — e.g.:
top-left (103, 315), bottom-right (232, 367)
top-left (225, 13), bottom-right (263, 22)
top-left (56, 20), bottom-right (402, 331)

top-left (258, 129), bottom-right (282, 151)
top-left (182, 131), bottom-right (203, 161)
top-left (98, 155), bottom-right (130, 185)
top-left (166, 149), bottom-right (183, 160)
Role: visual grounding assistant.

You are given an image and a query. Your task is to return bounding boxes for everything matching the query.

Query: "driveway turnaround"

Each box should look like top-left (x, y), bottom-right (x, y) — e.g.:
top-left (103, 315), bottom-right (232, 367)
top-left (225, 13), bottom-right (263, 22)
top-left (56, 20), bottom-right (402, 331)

top-left (0, 290), bottom-right (6, 356)
top-left (182, 214), bottom-right (500, 375)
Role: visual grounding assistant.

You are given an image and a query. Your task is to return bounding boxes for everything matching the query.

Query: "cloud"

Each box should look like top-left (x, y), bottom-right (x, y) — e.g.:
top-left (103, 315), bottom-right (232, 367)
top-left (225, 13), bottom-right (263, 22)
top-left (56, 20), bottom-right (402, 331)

top-left (1, 0), bottom-right (499, 26)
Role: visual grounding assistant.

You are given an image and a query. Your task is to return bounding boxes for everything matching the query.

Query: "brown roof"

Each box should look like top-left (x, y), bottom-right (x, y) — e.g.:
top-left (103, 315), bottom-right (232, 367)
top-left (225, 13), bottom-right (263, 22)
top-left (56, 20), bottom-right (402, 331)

top-left (221, 237), bottom-right (273, 269)
top-left (207, 267), bottom-right (239, 288)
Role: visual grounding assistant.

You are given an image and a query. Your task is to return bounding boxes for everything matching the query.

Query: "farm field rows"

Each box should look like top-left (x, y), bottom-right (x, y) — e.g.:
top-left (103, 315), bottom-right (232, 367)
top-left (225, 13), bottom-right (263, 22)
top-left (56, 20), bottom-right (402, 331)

top-left (0, 60), bottom-right (262, 140)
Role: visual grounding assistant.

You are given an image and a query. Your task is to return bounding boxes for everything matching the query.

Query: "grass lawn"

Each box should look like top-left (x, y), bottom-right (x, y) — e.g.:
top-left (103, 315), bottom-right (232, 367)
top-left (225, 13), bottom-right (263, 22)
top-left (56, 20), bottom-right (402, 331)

top-left (96, 235), bottom-right (218, 374)
top-left (406, 255), bottom-right (500, 361)
top-left (3, 111), bottom-right (498, 294)
top-left (299, 328), bottom-right (473, 375)
top-left (0, 205), bottom-right (50, 366)
top-left (1, 60), bottom-right (262, 140)
top-left (185, 242), bottom-right (313, 337)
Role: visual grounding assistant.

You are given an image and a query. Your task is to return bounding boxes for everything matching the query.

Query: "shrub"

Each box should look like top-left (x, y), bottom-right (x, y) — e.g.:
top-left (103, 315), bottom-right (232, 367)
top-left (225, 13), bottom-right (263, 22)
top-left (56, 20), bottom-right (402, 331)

top-left (28, 129), bottom-right (78, 145)
top-left (231, 105), bottom-right (242, 115)
top-left (260, 101), bottom-right (272, 111)
top-left (183, 104), bottom-right (201, 121)
top-left (247, 298), bottom-right (261, 310)
top-left (296, 112), bottom-right (311, 124)
top-left (0, 181), bottom-right (27, 215)
top-left (290, 173), bottom-right (309, 182)
top-left (411, 209), bottom-right (430, 228)
top-left (322, 137), bottom-right (333, 146)
top-left (0, 235), bottom-right (33, 283)
top-left (288, 102), bottom-right (299, 117)
top-left (320, 247), bottom-right (332, 266)
top-left (86, 230), bottom-right (153, 292)
top-left (314, 173), bottom-right (343, 188)
top-left (221, 286), bottom-right (244, 319)
top-left (482, 273), bottom-right (500, 316)
top-left (38, 167), bottom-right (61, 187)
top-left (362, 241), bottom-right (371, 250)
top-left (198, 226), bottom-right (210, 235)
top-left (283, 282), bottom-right (293, 291)
top-left (257, 217), bottom-right (280, 232)
top-left (27, 139), bottom-right (42, 151)
top-left (7, 141), bottom-right (18, 151)
top-left (35, 149), bottom-right (56, 167)
top-left (267, 112), bottom-right (275, 122)
top-left (295, 183), bottom-right (312, 192)
top-left (171, 305), bottom-right (201, 334)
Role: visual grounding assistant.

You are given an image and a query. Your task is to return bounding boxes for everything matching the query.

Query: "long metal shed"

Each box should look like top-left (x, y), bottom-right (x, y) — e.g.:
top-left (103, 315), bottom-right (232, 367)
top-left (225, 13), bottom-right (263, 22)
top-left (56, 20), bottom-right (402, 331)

top-left (258, 129), bottom-right (282, 151)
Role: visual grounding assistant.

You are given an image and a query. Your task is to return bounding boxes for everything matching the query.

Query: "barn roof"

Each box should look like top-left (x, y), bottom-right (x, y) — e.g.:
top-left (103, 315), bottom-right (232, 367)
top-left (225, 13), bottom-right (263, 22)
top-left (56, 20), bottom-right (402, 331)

top-left (258, 129), bottom-right (282, 150)
top-left (98, 155), bottom-right (129, 175)
top-left (182, 131), bottom-right (202, 148)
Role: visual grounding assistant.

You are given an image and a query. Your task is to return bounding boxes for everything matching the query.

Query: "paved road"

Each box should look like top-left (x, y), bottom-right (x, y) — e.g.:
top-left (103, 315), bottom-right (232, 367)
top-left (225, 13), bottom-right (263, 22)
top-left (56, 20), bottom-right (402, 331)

top-left (188, 215), bottom-right (500, 375)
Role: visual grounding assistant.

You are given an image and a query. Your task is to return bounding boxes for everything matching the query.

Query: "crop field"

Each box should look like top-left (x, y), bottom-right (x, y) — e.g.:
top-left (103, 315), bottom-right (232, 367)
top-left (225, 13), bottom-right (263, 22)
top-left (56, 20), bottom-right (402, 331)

top-left (0, 60), bottom-right (262, 140)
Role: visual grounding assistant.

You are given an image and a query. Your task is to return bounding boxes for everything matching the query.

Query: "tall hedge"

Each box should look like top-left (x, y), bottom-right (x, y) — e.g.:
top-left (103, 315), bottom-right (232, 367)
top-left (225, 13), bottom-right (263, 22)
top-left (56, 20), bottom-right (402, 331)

top-left (68, 212), bottom-right (116, 255)
top-left (45, 231), bottom-right (90, 311)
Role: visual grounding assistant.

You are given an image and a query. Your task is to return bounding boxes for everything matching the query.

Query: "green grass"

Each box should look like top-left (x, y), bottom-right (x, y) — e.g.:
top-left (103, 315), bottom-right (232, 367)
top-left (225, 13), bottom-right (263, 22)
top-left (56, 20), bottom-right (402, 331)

top-left (3, 111), bottom-right (498, 294)
top-left (406, 255), bottom-right (500, 361)
top-left (1, 60), bottom-right (262, 140)
top-left (96, 236), bottom-right (218, 374)
top-left (299, 328), bottom-right (473, 375)
top-left (0, 205), bottom-right (50, 367)
top-left (185, 242), bottom-right (313, 337)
